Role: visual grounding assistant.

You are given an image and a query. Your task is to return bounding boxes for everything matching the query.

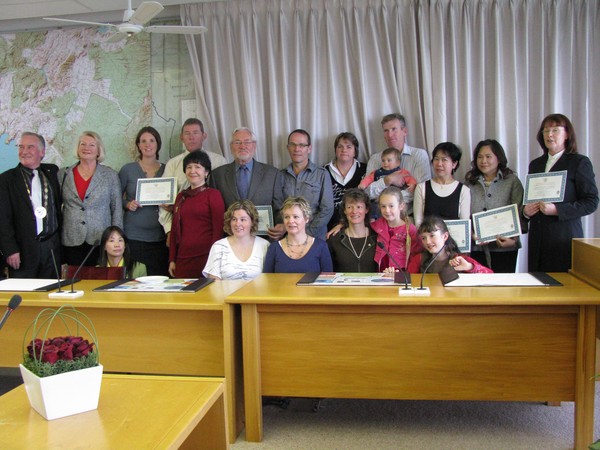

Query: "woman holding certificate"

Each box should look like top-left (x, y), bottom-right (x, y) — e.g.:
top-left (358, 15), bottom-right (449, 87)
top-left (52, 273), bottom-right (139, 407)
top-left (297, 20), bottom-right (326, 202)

top-left (464, 140), bottom-right (526, 273)
top-left (524, 114), bottom-right (598, 272)
top-left (119, 127), bottom-right (168, 276)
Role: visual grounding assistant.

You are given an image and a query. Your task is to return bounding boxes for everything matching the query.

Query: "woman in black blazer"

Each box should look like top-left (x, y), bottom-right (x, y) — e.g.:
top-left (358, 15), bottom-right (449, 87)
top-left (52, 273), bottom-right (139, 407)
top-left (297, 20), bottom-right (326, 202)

top-left (524, 114), bottom-right (598, 272)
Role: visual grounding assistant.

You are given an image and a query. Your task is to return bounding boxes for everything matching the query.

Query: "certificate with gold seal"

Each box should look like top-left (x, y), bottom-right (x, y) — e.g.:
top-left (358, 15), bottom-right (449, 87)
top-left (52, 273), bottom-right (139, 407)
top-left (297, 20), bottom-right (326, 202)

top-left (523, 171), bottom-right (567, 204)
top-left (136, 177), bottom-right (176, 205)
top-left (472, 204), bottom-right (521, 244)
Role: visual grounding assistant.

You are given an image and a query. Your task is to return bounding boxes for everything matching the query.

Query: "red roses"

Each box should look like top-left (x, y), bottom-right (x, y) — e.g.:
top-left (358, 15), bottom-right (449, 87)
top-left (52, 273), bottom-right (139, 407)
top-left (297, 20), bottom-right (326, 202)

top-left (27, 336), bottom-right (95, 364)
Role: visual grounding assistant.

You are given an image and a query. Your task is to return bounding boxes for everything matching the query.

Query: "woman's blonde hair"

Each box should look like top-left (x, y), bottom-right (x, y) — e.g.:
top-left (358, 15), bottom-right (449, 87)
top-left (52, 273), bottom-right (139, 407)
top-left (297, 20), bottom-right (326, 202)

top-left (280, 196), bottom-right (312, 222)
top-left (75, 130), bottom-right (106, 163)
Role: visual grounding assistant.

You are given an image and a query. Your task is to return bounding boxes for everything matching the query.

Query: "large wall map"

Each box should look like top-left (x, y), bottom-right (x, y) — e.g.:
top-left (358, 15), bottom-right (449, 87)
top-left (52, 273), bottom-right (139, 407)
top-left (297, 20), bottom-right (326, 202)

top-left (0, 28), bottom-right (152, 172)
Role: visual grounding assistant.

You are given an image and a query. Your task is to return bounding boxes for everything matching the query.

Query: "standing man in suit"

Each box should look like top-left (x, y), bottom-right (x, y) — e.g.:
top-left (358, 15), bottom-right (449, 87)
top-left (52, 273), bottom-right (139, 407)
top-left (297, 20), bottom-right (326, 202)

top-left (0, 132), bottom-right (61, 278)
top-left (210, 127), bottom-right (279, 210)
top-left (159, 118), bottom-right (227, 239)
top-left (268, 129), bottom-right (334, 240)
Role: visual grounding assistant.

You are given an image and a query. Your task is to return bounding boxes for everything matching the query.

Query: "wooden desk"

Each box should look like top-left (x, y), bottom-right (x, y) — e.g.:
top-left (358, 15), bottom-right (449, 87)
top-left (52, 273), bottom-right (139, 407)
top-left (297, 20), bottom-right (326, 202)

top-left (227, 273), bottom-right (600, 449)
top-left (0, 374), bottom-right (228, 449)
top-left (0, 280), bottom-right (246, 443)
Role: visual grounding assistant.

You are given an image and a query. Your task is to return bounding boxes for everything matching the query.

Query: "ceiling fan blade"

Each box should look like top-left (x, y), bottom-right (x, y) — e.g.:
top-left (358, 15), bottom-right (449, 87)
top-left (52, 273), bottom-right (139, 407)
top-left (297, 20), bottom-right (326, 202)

top-left (144, 25), bottom-right (208, 35)
top-left (129, 1), bottom-right (164, 26)
top-left (43, 17), bottom-right (117, 28)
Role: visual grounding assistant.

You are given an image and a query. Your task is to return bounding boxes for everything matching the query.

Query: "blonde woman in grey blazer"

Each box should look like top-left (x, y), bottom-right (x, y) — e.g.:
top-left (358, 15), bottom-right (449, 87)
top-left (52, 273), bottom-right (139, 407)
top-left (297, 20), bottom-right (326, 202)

top-left (60, 131), bottom-right (123, 265)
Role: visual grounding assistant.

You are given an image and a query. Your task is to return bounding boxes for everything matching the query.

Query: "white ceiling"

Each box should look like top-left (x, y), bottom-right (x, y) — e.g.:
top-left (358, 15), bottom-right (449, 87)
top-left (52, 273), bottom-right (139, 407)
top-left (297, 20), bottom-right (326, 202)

top-left (0, 0), bottom-right (216, 33)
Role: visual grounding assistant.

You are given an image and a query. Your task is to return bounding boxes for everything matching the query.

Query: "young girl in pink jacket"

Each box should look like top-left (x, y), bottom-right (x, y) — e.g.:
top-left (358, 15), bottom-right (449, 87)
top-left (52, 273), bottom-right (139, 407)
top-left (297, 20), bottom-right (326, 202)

top-left (371, 186), bottom-right (423, 272)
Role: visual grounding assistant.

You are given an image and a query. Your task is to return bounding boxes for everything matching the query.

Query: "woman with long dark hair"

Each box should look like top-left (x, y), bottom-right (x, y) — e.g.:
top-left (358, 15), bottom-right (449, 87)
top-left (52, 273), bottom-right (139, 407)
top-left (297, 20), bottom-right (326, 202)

top-left (464, 139), bottom-right (526, 272)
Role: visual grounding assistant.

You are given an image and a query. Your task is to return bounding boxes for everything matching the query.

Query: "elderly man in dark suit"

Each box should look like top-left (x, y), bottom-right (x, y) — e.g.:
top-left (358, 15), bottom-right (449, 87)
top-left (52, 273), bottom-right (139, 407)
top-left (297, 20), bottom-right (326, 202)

top-left (210, 127), bottom-right (279, 210)
top-left (0, 132), bottom-right (61, 278)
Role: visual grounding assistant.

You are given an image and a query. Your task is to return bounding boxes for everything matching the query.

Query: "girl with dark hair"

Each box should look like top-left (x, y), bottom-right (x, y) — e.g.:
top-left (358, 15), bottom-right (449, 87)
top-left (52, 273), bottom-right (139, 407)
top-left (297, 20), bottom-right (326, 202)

top-left (524, 114), bottom-right (598, 272)
top-left (464, 139), bottom-right (526, 272)
top-left (98, 226), bottom-right (147, 278)
top-left (119, 126), bottom-right (168, 275)
top-left (407, 215), bottom-right (492, 274)
top-left (413, 141), bottom-right (470, 227)
top-left (324, 132), bottom-right (367, 230)
top-left (168, 151), bottom-right (225, 278)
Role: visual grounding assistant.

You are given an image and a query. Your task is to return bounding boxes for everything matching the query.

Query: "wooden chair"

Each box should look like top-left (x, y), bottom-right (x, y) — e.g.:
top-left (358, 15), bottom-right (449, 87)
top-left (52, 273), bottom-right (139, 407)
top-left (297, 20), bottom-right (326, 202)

top-left (62, 265), bottom-right (125, 280)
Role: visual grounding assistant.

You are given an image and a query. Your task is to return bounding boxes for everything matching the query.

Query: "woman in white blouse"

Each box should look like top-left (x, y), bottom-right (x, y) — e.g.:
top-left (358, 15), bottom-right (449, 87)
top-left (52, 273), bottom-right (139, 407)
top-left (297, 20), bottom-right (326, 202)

top-left (203, 200), bottom-right (269, 280)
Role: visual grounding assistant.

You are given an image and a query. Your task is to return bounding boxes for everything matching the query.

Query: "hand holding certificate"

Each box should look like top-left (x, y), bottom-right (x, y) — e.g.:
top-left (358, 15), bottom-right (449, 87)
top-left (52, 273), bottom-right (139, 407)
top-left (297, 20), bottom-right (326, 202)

top-left (472, 204), bottom-right (521, 244)
top-left (136, 177), bottom-right (176, 206)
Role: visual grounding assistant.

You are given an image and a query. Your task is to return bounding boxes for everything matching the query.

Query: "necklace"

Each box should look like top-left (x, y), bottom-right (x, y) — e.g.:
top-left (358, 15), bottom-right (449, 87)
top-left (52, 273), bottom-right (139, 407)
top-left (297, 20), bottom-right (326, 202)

top-left (347, 233), bottom-right (369, 260)
top-left (285, 235), bottom-right (309, 258)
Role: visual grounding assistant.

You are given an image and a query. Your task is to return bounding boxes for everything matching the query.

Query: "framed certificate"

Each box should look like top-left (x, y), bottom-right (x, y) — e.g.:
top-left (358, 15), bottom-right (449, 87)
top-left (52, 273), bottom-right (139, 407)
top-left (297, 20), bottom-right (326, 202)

top-left (256, 205), bottom-right (274, 235)
top-left (472, 204), bottom-right (522, 244)
top-left (136, 177), bottom-right (176, 206)
top-left (523, 171), bottom-right (567, 204)
top-left (444, 219), bottom-right (471, 253)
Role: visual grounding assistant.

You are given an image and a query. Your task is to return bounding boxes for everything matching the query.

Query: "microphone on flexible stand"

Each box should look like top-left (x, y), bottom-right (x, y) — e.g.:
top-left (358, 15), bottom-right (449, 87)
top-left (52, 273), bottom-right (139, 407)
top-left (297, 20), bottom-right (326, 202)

top-left (376, 241), bottom-right (413, 294)
top-left (50, 248), bottom-right (64, 293)
top-left (0, 295), bottom-right (22, 331)
top-left (415, 243), bottom-right (447, 296)
top-left (49, 241), bottom-right (99, 299)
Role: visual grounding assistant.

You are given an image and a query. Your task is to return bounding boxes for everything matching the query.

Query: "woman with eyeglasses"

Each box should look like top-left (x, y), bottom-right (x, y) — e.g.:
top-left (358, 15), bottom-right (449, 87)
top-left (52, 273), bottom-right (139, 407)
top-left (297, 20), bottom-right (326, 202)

top-left (523, 114), bottom-right (598, 272)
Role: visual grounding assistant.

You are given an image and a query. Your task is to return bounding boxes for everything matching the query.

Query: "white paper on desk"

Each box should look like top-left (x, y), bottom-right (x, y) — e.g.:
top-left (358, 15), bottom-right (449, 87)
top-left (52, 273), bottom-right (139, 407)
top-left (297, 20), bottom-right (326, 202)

top-left (0, 278), bottom-right (61, 291)
top-left (444, 273), bottom-right (546, 287)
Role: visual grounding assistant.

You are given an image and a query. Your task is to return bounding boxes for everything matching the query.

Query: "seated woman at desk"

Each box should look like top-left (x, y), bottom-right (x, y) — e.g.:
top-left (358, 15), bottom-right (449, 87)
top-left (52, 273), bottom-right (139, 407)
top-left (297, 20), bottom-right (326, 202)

top-left (406, 215), bottom-right (492, 274)
top-left (263, 196), bottom-right (333, 273)
top-left (97, 226), bottom-right (147, 278)
top-left (203, 200), bottom-right (270, 280)
top-left (327, 189), bottom-right (377, 272)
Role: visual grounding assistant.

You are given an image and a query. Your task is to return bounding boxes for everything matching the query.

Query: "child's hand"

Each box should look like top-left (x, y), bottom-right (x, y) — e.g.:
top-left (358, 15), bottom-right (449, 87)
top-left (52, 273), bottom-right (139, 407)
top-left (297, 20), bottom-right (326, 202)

top-left (382, 267), bottom-right (397, 277)
top-left (406, 181), bottom-right (417, 193)
top-left (449, 256), bottom-right (473, 272)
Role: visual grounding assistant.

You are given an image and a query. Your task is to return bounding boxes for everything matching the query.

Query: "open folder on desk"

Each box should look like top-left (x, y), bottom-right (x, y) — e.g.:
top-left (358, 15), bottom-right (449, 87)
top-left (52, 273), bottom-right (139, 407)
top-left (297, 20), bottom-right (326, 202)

top-left (442, 272), bottom-right (562, 287)
top-left (0, 278), bottom-right (78, 292)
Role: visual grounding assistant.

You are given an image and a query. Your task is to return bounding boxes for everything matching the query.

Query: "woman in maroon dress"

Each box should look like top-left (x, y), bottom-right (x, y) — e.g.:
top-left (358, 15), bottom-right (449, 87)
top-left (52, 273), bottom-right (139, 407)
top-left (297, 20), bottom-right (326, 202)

top-left (168, 151), bottom-right (225, 278)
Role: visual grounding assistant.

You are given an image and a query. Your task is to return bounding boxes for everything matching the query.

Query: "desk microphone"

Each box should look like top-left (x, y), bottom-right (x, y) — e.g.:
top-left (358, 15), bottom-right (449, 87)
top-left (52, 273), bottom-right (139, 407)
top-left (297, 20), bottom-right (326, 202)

top-left (376, 241), bottom-right (412, 294)
top-left (415, 243), bottom-right (447, 296)
top-left (0, 295), bottom-right (22, 331)
top-left (49, 241), bottom-right (99, 299)
top-left (50, 248), bottom-right (64, 293)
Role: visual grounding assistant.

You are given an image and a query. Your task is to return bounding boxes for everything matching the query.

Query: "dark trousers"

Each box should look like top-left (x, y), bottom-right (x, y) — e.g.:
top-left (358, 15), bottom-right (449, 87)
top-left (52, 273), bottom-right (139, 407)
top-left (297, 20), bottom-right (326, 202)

top-left (63, 242), bottom-right (100, 267)
top-left (129, 239), bottom-right (169, 276)
top-left (9, 234), bottom-right (61, 279)
top-left (470, 250), bottom-right (518, 273)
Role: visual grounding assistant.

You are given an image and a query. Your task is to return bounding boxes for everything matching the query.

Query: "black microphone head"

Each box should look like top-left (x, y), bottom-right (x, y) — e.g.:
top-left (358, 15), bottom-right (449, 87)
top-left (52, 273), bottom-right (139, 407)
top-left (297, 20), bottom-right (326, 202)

top-left (8, 294), bottom-right (22, 310)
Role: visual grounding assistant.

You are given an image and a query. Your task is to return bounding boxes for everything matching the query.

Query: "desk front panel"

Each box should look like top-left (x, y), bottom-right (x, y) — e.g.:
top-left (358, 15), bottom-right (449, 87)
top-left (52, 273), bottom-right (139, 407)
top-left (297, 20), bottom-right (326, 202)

top-left (257, 304), bottom-right (577, 402)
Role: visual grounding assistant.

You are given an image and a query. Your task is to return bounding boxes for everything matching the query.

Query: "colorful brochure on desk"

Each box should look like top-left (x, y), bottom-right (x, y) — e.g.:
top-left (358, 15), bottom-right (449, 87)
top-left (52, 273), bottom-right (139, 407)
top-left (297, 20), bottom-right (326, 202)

top-left (93, 278), bottom-right (213, 292)
top-left (297, 272), bottom-right (409, 286)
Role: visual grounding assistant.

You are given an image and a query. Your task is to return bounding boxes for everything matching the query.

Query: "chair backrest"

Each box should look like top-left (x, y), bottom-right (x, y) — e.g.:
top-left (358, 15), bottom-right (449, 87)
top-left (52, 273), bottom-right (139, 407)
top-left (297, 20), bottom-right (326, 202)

top-left (62, 265), bottom-right (125, 280)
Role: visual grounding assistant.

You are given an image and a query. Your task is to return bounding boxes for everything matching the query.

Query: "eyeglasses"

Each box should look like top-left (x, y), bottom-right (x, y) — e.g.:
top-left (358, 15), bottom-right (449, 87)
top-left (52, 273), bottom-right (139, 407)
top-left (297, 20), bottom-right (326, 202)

top-left (232, 140), bottom-right (256, 146)
top-left (287, 143), bottom-right (310, 149)
top-left (542, 127), bottom-right (564, 135)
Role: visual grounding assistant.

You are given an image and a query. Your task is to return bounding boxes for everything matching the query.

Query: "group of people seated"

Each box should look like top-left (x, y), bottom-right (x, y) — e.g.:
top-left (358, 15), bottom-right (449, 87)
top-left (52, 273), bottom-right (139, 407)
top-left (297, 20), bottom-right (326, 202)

top-left (0, 112), bottom-right (597, 281)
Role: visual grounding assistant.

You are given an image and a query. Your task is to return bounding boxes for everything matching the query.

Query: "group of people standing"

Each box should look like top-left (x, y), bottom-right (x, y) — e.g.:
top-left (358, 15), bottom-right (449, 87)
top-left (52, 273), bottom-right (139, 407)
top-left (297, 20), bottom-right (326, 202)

top-left (0, 112), bottom-right (597, 282)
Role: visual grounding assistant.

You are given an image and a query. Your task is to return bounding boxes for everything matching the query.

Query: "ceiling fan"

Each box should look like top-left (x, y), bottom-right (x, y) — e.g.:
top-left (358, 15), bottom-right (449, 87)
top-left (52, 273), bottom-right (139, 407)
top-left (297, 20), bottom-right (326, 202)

top-left (43, 0), bottom-right (207, 37)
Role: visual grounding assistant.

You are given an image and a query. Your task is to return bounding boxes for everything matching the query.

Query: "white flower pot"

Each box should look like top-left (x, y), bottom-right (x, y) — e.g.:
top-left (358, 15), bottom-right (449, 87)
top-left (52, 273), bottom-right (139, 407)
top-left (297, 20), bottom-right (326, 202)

top-left (19, 363), bottom-right (103, 420)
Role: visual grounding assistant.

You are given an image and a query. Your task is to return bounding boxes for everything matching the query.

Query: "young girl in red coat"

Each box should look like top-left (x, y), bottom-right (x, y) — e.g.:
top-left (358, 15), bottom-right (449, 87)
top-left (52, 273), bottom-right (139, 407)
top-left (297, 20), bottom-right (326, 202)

top-left (407, 215), bottom-right (492, 273)
top-left (371, 186), bottom-right (423, 272)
